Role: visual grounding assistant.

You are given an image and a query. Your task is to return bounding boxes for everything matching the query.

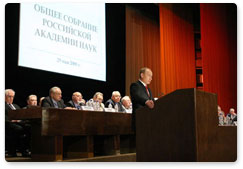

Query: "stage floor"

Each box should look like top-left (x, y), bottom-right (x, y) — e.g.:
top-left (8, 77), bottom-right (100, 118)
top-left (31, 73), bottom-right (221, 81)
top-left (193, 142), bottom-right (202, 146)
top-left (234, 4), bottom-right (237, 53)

top-left (5, 153), bottom-right (136, 162)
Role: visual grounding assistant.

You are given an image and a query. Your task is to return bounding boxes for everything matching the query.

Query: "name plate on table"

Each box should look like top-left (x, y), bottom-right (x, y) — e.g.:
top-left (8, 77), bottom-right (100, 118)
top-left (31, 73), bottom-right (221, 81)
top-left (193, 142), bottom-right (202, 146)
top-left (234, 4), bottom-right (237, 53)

top-left (81, 106), bottom-right (94, 111)
top-left (104, 108), bottom-right (116, 112)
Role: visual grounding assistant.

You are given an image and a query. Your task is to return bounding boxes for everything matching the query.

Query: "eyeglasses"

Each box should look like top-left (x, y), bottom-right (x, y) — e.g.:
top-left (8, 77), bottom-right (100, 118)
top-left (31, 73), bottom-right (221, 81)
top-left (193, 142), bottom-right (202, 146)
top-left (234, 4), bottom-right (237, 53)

top-left (7, 96), bottom-right (14, 98)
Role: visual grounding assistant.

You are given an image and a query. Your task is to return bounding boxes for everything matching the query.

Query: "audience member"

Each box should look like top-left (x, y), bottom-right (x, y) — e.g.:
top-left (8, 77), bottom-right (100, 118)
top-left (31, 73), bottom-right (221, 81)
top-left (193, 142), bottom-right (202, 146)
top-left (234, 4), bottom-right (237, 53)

top-left (121, 96), bottom-right (132, 113)
top-left (105, 91), bottom-right (125, 112)
top-left (218, 105), bottom-right (225, 126)
top-left (226, 108), bottom-right (237, 125)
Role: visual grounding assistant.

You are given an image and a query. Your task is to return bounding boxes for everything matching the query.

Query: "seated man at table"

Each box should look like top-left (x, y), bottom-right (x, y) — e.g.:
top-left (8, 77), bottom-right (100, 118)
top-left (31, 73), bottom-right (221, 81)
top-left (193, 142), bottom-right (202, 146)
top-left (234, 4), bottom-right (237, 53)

top-left (94, 92), bottom-right (105, 109)
top-left (226, 108), bottom-right (237, 125)
top-left (23, 94), bottom-right (38, 109)
top-left (66, 92), bottom-right (85, 110)
top-left (105, 91), bottom-right (125, 112)
top-left (41, 86), bottom-right (73, 109)
top-left (5, 89), bottom-right (30, 157)
top-left (86, 92), bottom-right (105, 111)
top-left (121, 96), bottom-right (132, 113)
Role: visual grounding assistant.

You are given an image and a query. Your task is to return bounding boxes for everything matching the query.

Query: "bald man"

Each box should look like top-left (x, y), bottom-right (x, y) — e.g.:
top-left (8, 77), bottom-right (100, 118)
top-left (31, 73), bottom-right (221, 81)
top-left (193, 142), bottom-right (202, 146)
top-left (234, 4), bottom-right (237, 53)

top-left (66, 92), bottom-right (85, 110)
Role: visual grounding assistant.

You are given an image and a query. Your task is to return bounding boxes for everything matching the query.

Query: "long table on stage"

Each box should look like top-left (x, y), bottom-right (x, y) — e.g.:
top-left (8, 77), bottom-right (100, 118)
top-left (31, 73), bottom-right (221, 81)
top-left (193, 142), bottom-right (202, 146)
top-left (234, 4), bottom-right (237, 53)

top-left (8, 107), bottom-right (134, 161)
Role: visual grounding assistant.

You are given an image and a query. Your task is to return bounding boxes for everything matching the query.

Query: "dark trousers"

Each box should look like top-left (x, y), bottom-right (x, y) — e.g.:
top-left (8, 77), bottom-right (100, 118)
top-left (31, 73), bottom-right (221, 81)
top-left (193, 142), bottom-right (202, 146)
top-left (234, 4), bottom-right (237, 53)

top-left (5, 122), bottom-right (31, 155)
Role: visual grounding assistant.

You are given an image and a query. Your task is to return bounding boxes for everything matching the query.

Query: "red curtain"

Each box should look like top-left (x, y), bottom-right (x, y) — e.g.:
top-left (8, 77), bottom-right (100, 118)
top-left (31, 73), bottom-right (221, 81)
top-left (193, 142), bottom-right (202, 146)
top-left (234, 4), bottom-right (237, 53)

top-left (159, 4), bottom-right (196, 95)
top-left (126, 6), bottom-right (162, 97)
top-left (200, 4), bottom-right (237, 114)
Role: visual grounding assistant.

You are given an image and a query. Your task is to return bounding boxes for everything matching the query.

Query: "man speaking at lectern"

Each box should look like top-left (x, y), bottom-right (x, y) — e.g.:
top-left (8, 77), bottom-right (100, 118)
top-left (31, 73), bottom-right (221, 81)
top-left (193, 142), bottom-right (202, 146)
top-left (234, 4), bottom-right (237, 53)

top-left (130, 67), bottom-right (154, 132)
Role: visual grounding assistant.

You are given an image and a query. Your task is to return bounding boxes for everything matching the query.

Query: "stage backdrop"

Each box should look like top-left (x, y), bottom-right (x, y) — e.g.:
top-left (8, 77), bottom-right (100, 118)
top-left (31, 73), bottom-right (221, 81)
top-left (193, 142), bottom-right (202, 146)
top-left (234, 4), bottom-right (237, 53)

top-left (159, 4), bottom-right (196, 95)
top-left (200, 4), bottom-right (237, 114)
top-left (125, 4), bottom-right (162, 98)
top-left (126, 4), bottom-right (196, 98)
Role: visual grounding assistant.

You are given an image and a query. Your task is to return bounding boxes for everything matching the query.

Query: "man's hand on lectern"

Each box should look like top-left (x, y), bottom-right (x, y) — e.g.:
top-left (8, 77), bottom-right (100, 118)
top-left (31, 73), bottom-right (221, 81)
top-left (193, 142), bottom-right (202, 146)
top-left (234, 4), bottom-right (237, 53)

top-left (145, 100), bottom-right (154, 109)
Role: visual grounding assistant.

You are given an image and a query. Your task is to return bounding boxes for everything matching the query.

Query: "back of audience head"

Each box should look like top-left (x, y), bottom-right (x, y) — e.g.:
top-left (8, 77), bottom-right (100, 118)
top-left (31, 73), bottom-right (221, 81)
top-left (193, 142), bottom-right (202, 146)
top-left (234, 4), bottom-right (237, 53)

top-left (49, 86), bottom-right (62, 101)
top-left (111, 91), bottom-right (121, 103)
top-left (5, 89), bottom-right (15, 104)
top-left (27, 94), bottom-right (37, 106)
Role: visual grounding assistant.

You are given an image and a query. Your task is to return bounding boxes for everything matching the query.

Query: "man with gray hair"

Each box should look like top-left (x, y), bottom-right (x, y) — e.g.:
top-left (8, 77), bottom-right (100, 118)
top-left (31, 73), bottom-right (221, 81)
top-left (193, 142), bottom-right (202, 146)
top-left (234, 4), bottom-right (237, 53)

top-left (5, 89), bottom-right (21, 123)
top-left (5, 89), bottom-right (30, 157)
top-left (93, 92), bottom-right (104, 105)
top-left (5, 89), bottom-right (20, 110)
top-left (105, 91), bottom-right (125, 112)
top-left (121, 96), bottom-right (132, 113)
top-left (41, 86), bottom-right (68, 109)
top-left (226, 108), bottom-right (237, 125)
top-left (86, 92), bottom-right (105, 111)
top-left (22, 95), bottom-right (38, 110)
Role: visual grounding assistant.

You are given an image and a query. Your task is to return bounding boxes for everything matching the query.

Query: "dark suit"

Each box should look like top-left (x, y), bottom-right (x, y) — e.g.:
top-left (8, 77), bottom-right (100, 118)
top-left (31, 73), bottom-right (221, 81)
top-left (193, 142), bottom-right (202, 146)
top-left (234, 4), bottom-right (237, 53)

top-left (66, 100), bottom-right (84, 109)
top-left (5, 103), bottom-right (30, 156)
top-left (105, 99), bottom-right (125, 112)
top-left (5, 103), bottom-right (20, 122)
top-left (41, 96), bottom-right (66, 108)
top-left (130, 80), bottom-right (154, 131)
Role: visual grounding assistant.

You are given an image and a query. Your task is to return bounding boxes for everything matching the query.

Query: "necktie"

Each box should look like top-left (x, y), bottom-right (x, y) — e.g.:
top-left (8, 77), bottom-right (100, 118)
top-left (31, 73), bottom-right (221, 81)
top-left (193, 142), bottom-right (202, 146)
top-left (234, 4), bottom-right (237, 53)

top-left (77, 105), bottom-right (81, 110)
top-left (53, 102), bottom-right (58, 108)
top-left (145, 86), bottom-right (150, 97)
top-left (9, 104), bottom-right (16, 110)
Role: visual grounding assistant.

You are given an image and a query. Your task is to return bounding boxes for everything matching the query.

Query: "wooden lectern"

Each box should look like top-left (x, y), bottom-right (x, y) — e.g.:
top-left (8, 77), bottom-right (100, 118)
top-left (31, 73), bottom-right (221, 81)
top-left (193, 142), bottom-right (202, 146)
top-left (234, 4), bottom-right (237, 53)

top-left (136, 88), bottom-right (237, 162)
